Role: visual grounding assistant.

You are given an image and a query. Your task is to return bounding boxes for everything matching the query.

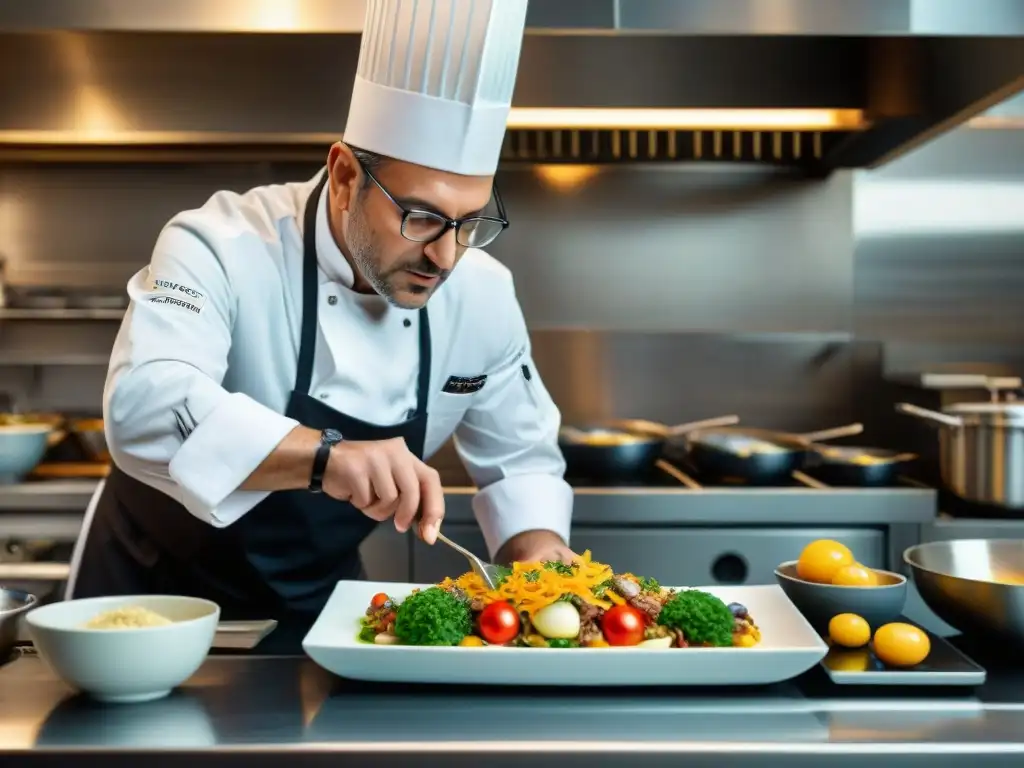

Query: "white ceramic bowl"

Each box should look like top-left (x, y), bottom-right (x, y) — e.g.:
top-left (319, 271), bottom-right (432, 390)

top-left (26, 595), bottom-right (220, 703)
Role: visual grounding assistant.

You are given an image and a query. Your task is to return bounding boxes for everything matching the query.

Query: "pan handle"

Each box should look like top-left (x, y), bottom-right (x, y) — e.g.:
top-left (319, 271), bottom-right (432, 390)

top-left (665, 414), bottom-right (740, 437)
top-left (887, 452), bottom-right (918, 463)
top-left (798, 423), bottom-right (864, 442)
top-left (895, 402), bottom-right (964, 428)
top-left (609, 414), bottom-right (740, 439)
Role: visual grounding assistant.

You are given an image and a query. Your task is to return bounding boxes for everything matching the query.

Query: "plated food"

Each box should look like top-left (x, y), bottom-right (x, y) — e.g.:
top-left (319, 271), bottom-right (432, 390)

top-left (359, 551), bottom-right (761, 649)
top-left (558, 428), bottom-right (648, 446)
top-left (84, 606), bottom-right (174, 629)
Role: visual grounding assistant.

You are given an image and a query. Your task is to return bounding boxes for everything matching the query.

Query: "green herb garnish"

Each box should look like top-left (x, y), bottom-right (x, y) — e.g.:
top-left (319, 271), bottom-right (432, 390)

top-left (591, 578), bottom-right (615, 598)
top-left (657, 589), bottom-right (734, 647)
top-left (393, 587), bottom-right (472, 646)
top-left (638, 576), bottom-right (661, 592)
top-left (543, 561), bottom-right (575, 576)
top-left (523, 570), bottom-right (541, 582)
top-left (357, 624), bottom-right (377, 643)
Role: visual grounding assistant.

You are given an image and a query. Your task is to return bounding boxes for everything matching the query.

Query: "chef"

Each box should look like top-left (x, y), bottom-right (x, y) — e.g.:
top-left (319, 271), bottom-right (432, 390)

top-left (73, 0), bottom-right (574, 640)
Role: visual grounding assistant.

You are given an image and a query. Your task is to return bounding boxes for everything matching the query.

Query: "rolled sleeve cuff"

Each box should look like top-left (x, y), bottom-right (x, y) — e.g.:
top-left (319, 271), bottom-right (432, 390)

top-left (471, 474), bottom-right (573, 560)
top-left (168, 392), bottom-right (299, 527)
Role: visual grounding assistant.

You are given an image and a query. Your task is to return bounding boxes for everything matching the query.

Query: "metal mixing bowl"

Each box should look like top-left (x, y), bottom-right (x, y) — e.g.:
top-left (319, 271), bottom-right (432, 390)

top-left (904, 539), bottom-right (1024, 642)
top-left (0, 587), bottom-right (38, 656)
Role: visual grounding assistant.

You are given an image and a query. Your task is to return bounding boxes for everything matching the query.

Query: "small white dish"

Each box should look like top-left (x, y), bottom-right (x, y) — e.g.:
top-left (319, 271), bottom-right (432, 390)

top-left (26, 595), bottom-right (220, 703)
top-left (303, 581), bottom-right (827, 686)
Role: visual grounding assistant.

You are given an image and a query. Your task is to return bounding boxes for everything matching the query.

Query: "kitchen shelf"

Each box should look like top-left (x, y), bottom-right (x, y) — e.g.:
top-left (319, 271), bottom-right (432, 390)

top-left (0, 480), bottom-right (100, 511)
top-left (0, 308), bottom-right (124, 321)
top-left (0, 355), bottom-right (111, 366)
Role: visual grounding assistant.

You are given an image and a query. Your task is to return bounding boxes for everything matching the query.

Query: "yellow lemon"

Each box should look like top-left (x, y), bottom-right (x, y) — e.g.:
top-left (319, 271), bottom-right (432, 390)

top-left (796, 539), bottom-right (854, 583)
top-left (828, 613), bottom-right (872, 648)
top-left (873, 623), bottom-right (931, 667)
top-left (832, 563), bottom-right (880, 587)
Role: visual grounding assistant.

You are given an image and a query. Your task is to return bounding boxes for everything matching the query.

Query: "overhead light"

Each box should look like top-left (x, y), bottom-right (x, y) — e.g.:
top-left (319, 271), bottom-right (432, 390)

top-left (506, 108), bottom-right (867, 131)
top-left (533, 165), bottom-right (601, 191)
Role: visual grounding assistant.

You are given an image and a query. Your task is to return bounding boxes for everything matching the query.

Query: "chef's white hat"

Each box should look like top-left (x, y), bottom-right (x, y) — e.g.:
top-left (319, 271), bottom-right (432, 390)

top-left (344, 0), bottom-right (528, 177)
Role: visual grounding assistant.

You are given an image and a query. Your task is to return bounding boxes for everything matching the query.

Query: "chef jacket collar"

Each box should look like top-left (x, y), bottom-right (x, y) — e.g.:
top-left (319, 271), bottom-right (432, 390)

top-left (311, 174), bottom-right (419, 323)
top-left (314, 178), bottom-right (358, 288)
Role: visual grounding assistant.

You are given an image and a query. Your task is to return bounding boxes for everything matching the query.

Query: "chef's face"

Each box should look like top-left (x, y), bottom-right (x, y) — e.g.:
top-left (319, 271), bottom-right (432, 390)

top-left (327, 142), bottom-right (496, 309)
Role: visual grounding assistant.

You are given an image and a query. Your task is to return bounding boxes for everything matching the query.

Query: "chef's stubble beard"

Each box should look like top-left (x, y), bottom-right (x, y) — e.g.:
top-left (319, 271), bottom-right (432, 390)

top-left (348, 211), bottom-right (446, 309)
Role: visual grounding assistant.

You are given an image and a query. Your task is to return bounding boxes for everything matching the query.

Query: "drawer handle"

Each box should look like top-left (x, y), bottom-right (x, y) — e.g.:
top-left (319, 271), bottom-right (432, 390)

top-left (0, 562), bottom-right (71, 581)
top-left (711, 553), bottom-right (748, 585)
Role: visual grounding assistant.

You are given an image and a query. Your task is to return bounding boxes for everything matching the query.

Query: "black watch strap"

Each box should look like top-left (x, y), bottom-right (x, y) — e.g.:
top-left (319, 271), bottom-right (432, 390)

top-left (309, 429), bottom-right (343, 493)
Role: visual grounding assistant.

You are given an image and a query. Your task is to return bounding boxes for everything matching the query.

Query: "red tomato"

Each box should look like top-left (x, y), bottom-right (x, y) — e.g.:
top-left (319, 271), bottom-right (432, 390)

top-left (601, 605), bottom-right (646, 646)
top-left (370, 592), bottom-right (390, 609)
top-left (477, 601), bottom-right (521, 645)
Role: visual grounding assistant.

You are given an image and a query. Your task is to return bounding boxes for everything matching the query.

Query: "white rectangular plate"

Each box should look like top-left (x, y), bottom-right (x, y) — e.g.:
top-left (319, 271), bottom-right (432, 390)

top-left (303, 581), bottom-right (828, 686)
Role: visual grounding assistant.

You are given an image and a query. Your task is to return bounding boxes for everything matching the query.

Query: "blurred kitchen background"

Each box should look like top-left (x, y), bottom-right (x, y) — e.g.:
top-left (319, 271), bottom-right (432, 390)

top-left (1, 1), bottom-right (1023, 634)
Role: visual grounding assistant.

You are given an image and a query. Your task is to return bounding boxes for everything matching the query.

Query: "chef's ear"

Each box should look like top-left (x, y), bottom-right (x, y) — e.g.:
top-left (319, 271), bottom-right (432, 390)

top-left (326, 141), bottom-right (361, 213)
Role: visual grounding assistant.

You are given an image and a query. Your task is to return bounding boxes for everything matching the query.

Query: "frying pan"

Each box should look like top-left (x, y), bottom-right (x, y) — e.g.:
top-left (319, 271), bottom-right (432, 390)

top-left (804, 445), bottom-right (917, 487)
top-left (683, 423), bottom-right (864, 484)
top-left (559, 415), bottom-right (739, 482)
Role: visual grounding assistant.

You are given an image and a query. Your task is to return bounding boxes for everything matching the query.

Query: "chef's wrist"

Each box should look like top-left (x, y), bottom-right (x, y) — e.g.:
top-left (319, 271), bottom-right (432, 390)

top-left (240, 425), bottom-right (322, 492)
top-left (308, 428), bottom-right (343, 493)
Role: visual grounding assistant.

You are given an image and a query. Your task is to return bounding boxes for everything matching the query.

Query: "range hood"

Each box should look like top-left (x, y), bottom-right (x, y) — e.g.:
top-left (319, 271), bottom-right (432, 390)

top-left (0, 0), bottom-right (1022, 173)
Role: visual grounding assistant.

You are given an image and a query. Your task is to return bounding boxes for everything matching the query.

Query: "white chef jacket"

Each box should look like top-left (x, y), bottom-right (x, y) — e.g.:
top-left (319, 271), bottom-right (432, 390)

top-left (103, 172), bottom-right (573, 558)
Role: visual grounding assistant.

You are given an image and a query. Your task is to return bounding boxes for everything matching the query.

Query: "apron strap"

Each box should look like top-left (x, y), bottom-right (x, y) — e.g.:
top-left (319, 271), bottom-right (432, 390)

top-left (414, 307), bottom-right (431, 416)
top-left (294, 171), bottom-right (329, 396)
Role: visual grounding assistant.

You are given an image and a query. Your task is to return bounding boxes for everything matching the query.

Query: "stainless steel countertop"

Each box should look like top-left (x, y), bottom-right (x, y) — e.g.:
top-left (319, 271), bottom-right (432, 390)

top-left (1, 638), bottom-right (1022, 768)
top-left (2, 481), bottom-right (937, 526)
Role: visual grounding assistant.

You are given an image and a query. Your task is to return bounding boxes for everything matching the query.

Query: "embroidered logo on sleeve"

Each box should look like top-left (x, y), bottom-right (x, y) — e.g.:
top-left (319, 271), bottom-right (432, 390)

top-left (442, 374), bottom-right (488, 395)
top-left (145, 272), bottom-right (207, 314)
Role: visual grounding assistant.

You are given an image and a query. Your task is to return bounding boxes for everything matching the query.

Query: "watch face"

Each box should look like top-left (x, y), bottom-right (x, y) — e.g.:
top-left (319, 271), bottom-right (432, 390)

top-left (322, 428), bottom-right (343, 445)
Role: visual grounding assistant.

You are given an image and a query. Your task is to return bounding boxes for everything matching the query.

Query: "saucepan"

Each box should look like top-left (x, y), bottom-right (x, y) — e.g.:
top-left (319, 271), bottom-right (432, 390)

top-left (681, 422), bottom-right (865, 484)
top-left (804, 445), bottom-right (917, 487)
top-left (897, 402), bottom-right (1024, 509)
top-left (558, 414), bottom-right (740, 481)
top-left (0, 587), bottom-right (38, 658)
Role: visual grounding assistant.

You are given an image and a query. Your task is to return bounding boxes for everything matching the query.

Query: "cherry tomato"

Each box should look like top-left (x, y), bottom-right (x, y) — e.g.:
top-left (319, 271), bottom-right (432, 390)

top-left (370, 592), bottom-right (390, 609)
top-left (601, 605), bottom-right (646, 646)
top-left (477, 601), bottom-right (521, 645)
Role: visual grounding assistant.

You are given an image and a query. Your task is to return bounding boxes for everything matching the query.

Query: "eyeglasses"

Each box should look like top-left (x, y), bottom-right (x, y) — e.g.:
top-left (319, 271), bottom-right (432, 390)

top-left (357, 160), bottom-right (509, 249)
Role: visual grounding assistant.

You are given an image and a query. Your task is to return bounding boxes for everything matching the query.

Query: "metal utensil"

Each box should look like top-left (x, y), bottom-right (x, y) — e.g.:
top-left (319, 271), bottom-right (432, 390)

top-left (0, 587), bottom-right (37, 657)
top-left (434, 531), bottom-right (500, 589)
top-left (558, 414), bottom-right (740, 481)
top-left (905, 539), bottom-right (1024, 642)
top-left (683, 422), bottom-right (864, 484)
top-left (897, 401), bottom-right (1024, 508)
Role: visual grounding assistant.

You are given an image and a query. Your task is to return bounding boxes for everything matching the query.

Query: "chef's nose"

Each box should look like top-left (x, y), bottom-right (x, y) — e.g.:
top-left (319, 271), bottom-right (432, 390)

top-left (424, 228), bottom-right (458, 271)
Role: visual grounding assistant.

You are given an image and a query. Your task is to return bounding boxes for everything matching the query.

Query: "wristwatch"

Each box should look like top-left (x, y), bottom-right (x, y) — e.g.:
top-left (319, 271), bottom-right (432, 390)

top-left (309, 428), bottom-right (343, 493)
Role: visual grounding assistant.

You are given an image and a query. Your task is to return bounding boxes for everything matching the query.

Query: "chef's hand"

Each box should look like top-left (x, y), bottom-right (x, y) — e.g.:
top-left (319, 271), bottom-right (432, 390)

top-left (324, 437), bottom-right (444, 544)
top-left (495, 529), bottom-right (577, 566)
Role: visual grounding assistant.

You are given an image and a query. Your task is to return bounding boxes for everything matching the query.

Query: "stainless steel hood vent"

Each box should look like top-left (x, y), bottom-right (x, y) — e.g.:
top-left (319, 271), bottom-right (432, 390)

top-left (0, 1), bottom-right (1022, 173)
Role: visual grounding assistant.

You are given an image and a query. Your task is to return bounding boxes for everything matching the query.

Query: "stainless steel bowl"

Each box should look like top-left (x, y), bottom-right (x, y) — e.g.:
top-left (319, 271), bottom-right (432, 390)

top-left (0, 587), bottom-right (38, 656)
top-left (904, 539), bottom-right (1024, 642)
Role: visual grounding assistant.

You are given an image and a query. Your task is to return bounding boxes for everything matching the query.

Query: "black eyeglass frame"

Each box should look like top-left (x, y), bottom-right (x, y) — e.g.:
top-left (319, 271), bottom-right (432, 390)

top-left (357, 159), bottom-right (510, 248)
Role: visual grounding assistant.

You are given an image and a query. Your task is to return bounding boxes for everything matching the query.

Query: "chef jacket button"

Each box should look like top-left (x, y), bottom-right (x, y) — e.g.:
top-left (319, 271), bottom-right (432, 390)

top-left (403, 318), bottom-right (411, 328)
top-left (406, 408), bottom-right (416, 418)
top-left (319, 393), bottom-right (329, 400)
top-left (327, 295), bottom-right (338, 306)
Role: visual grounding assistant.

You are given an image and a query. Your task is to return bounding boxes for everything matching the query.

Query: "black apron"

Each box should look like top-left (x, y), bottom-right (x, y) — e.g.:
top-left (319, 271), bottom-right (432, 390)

top-left (74, 173), bottom-right (432, 651)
